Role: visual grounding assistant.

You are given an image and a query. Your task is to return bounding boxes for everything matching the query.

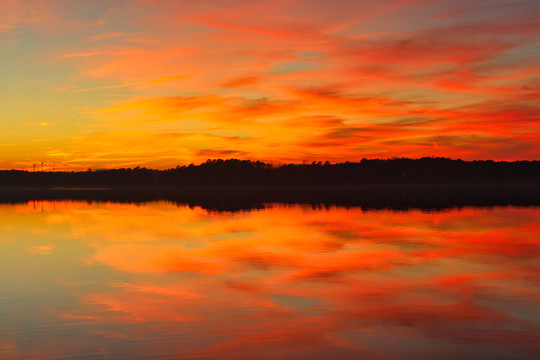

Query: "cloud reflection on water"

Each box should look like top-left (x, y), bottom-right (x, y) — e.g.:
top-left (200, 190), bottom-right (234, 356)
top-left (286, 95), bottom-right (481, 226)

top-left (0, 201), bottom-right (539, 359)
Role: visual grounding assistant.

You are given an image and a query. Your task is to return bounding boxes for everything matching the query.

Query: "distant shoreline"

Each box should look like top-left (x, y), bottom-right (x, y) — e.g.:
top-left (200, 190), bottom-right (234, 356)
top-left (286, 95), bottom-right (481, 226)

top-left (2, 158), bottom-right (540, 187)
top-left (2, 183), bottom-right (540, 212)
top-left (2, 158), bottom-right (540, 211)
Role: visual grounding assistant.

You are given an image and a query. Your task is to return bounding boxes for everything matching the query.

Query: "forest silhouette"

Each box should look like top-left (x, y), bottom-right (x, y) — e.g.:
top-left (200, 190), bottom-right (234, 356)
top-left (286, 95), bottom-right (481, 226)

top-left (1, 157), bottom-right (540, 187)
top-left (1, 157), bottom-right (540, 211)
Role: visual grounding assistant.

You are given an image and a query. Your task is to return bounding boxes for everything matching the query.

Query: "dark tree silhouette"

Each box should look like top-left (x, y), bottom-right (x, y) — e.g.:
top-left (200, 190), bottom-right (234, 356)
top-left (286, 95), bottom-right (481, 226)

top-left (1, 157), bottom-right (540, 211)
top-left (1, 157), bottom-right (540, 187)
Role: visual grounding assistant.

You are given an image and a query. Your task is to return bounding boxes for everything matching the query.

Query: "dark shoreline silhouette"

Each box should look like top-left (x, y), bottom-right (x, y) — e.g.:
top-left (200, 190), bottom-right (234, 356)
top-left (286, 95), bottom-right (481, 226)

top-left (2, 157), bottom-right (540, 187)
top-left (2, 185), bottom-right (540, 213)
top-left (2, 158), bottom-right (540, 211)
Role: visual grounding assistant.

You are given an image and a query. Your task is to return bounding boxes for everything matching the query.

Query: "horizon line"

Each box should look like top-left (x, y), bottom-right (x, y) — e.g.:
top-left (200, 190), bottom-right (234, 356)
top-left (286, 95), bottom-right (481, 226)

top-left (3, 156), bottom-right (540, 173)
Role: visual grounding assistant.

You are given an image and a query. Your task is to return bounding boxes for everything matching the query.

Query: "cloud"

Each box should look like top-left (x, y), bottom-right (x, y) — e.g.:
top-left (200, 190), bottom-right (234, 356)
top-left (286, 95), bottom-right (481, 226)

top-left (87, 32), bottom-right (134, 41)
top-left (74, 74), bottom-right (196, 92)
top-left (26, 244), bottom-right (54, 254)
top-left (0, 0), bottom-right (40, 33)
top-left (223, 76), bottom-right (261, 88)
top-left (195, 149), bottom-right (248, 157)
top-left (25, 122), bottom-right (54, 126)
top-left (60, 52), bottom-right (101, 59)
top-left (4, 0), bottom-right (540, 168)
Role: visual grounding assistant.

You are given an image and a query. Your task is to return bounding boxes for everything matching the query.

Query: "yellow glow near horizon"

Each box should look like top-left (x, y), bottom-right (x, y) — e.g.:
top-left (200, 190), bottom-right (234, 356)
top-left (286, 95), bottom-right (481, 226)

top-left (1, 0), bottom-right (540, 170)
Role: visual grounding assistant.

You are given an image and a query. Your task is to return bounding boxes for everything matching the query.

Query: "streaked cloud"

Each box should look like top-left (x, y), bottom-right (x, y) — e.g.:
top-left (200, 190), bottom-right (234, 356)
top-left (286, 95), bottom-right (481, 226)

top-left (27, 244), bottom-right (55, 255)
top-left (25, 122), bottom-right (55, 126)
top-left (1, 0), bottom-right (540, 168)
top-left (73, 74), bottom-right (196, 92)
top-left (60, 52), bottom-right (101, 59)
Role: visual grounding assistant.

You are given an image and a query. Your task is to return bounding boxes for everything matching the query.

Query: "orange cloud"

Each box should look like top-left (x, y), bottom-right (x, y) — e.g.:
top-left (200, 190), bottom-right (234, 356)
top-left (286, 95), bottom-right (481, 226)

top-left (25, 122), bottom-right (54, 126)
top-left (3, 0), bottom-right (540, 169)
top-left (73, 74), bottom-right (196, 92)
top-left (60, 52), bottom-right (101, 59)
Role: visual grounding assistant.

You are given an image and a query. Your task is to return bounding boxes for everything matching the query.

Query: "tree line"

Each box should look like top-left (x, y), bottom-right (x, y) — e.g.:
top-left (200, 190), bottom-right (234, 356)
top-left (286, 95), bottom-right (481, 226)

top-left (1, 157), bottom-right (540, 187)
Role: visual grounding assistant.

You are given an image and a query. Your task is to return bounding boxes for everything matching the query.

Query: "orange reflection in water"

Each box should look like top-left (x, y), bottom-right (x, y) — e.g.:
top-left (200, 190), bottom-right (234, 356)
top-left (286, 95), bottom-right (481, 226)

top-left (0, 201), bottom-right (539, 359)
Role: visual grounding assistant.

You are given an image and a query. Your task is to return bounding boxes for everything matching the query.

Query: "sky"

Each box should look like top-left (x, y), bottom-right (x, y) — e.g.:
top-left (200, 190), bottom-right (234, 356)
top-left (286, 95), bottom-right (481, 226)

top-left (1, 0), bottom-right (540, 170)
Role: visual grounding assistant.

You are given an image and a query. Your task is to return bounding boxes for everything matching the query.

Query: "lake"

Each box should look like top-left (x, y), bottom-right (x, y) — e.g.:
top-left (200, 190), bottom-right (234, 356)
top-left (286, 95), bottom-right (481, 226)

top-left (1, 200), bottom-right (539, 359)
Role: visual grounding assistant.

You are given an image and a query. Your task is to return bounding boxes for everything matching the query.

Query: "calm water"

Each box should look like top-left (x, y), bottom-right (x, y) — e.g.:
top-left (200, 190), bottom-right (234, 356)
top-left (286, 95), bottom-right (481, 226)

top-left (1, 201), bottom-right (539, 359)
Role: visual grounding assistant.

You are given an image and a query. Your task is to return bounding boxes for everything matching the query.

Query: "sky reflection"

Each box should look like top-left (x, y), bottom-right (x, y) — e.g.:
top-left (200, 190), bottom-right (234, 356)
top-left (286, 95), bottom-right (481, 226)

top-left (1, 201), bottom-right (539, 359)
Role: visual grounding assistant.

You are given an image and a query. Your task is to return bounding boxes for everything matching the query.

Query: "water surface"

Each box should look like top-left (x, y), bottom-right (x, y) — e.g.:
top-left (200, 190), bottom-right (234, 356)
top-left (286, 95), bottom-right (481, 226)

top-left (1, 201), bottom-right (539, 359)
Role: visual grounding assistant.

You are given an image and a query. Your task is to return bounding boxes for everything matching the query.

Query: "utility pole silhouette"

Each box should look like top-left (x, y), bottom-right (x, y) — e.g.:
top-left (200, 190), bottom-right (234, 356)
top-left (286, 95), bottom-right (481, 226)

top-left (33, 164), bottom-right (36, 172)
top-left (41, 162), bottom-right (44, 172)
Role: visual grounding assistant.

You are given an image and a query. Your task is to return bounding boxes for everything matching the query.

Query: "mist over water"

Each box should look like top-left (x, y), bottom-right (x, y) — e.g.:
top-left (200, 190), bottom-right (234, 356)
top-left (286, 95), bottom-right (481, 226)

top-left (1, 201), bottom-right (539, 359)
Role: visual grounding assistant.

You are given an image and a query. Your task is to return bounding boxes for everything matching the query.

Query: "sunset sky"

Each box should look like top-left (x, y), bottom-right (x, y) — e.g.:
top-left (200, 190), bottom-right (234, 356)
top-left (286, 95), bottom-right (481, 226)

top-left (2, 0), bottom-right (540, 170)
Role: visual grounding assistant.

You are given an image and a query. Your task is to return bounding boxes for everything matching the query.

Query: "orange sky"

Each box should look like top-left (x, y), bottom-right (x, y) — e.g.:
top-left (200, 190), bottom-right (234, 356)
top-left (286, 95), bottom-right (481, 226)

top-left (1, 0), bottom-right (540, 170)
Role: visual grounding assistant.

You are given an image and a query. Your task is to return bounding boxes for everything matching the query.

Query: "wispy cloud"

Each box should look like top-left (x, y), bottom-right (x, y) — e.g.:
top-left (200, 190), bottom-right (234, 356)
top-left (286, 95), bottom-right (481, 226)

top-left (3, 0), bottom-right (540, 168)
top-left (73, 74), bottom-right (197, 92)
top-left (25, 122), bottom-right (55, 126)
top-left (60, 52), bottom-right (101, 59)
